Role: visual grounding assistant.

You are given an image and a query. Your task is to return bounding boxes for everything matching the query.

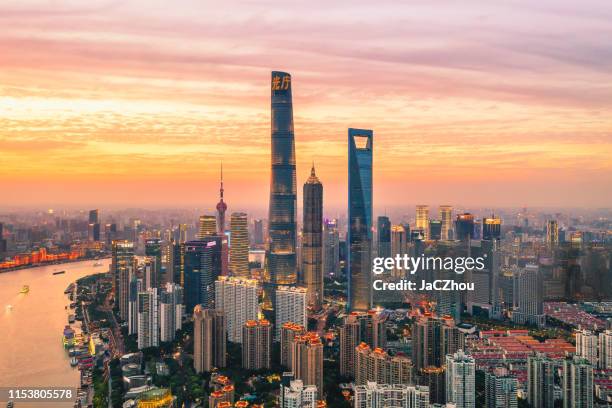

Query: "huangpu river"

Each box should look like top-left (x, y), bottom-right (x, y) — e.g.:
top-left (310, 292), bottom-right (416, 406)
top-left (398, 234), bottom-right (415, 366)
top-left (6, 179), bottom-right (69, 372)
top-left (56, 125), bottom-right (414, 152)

top-left (0, 259), bottom-right (111, 406)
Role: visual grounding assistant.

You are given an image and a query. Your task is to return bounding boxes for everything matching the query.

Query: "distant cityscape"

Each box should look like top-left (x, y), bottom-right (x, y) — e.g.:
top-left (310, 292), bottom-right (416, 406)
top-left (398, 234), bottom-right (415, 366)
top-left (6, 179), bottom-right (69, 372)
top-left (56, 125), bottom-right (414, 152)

top-left (1, 71), bottom-right (611, 408)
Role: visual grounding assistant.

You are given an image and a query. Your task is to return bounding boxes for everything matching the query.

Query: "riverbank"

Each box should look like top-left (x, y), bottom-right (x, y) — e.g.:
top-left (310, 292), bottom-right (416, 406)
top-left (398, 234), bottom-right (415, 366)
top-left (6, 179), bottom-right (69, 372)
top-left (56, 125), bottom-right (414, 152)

top-left (0, 256), bottom-right (110, 274)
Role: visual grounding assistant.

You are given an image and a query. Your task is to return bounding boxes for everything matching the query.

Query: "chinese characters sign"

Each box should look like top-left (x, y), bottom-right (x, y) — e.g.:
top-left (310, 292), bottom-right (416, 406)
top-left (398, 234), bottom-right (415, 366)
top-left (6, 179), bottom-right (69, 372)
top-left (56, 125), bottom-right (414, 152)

top-left (271, 74), bottom-right (291, 91)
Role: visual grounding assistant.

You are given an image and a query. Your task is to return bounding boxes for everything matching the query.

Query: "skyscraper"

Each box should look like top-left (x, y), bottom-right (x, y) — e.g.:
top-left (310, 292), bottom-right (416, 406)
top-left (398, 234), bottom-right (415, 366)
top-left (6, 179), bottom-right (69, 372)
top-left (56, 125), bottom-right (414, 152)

top-left (216, 163), bottom-right (227, 235)
top-left (412, 314), bottom-right (463, 372)
top-left (137, 287), bottom-right (159, 349)
top-left (429, 220), bottom-right (442, 241)
top-left (184, 240), bottom-right (214, 311)
top-left (416, 205), bottom-right (429, 239)
top-left (198, 215), bottom-right (217, 239)
top-left (599, 330), bottom-right (612, 369)
top-left (275, 286), bottom-right (307, 340)
top-left (128, 274), bottom-right (142, 335)
top-left (242, 319), bottom-right (272, 370)
top-left (439, 206), bottom-right (453, 241)
top-left (88, 209), bottom-right (100, 242)
top-left (159, 283), bottom-right (184, 343)
top-left (485, 368), bottom-right (518, 408)
top-left (575, 329), bottom-right (598, 367)
top-left (455, 213), bottom-right (475, 242)
top-left (143, 256), bottom-right (158, 290)
top-left (112, 240), bottom-right (135, 321)
top-left (348, 128), bottom-right (373, 312)
top-left (482, 217), bottom-right (502, 241)
top-left (353, 383), bottom-right (430, 408)
top-left (322, 219), bottom-right (340, 277)
top-left (390, 225), bottom-right (408, 277)
top-left (266, 70), bottom-right (298, 309)
top-left (229, 212), bottom-right (249, 278)
top-left (377, 216), bottom-right (391, 258)
top-left (512, 264), bottom-right (544, 327)
top-left (527, 354), bottom-right (555, 408)
top-left (193, 306), bottom-right (226, 373)
top-left (302, 165), bottom-right (323, 310)
top-left (546, 220), bottom-right (559, 246)
top-left (281, 322), bottom-right (305, 369)
top-left (339, 311), bottom-right (387, 378)
top-left (290, 332), bottom-right (324, 392)
top-left (253, 219), bottom-right (264, 245)
top-left (215, 276), bottom-right (259, 343)
top-left (563, 356), bottom-right (593, 408)
top-left (355, 343), bottom-right (414, 386)
top-left (445, 350), bottom-right (476, 408)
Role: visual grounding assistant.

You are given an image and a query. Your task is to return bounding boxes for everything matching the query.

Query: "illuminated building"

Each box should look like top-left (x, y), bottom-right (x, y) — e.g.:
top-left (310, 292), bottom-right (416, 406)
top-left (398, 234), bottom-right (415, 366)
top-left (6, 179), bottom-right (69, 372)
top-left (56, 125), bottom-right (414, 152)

top-left (159, 283), bottom-right (184, 343)
top-left (112, 240), bottom-right (135, 321)
top-left (128, 275), bottom-right (142, 335)
top-left (88, 209), bottom-right (100, 242)
top-left (281, 322), bottom-right (305, 368)
top-left (145, 238), bottom-right (162, 286)
top-left (265, 70), bottom-right (298, 309)
top-left (290, 332), bottom-right (324, 392)
top-left (575, 330), bottom-right (598, 367)
top-left (439, 205), bottom-right (453, 240)
top-left (377, 216), bottom-right (391, 258)
top-left (455, 213), bottom-right (475, 242)
top-left (216, 163), bottom-right (227, 235)
top-left (193, 306), bottom-right (226, 373)
top-left (482, 216), bottom-right (501, 241)
top-left (137, 388), bottom-right (174, 408)
top-left (527, 354), bottom-right (555, 408)
top-left (599, 330), bottom-right (612, 369)
top-left (390, 225), bottom-right (408, 277)
top-left (563, 356), bottom-right (593, 408)
top-left (253, 219), bottom-right (264, 245)
top-left (184, 240), bottom-right (214, 311)
top-left (242, 319), bottom-right (272, 370)
top-left (420, 366), bottom-right (446, 405)
top-left (428, 220), bottom-right (442, 241)
top-left (339, 311), bottom-right (387, 378)
top-left (302, 165), bottom-right (323, 310)
top-left (416, 205), bottom-right (429, 239)
top-left (546, 220), bottom-right (559, 246)
top-left (275, 286), bottom-right (307, 340)
top-left (445, 350), bottom-right (476, 408)
top-left (412, 314), bottom-right (463, 372)
top-left (215, 276), bottom-right (259, 343)
top-left (512, 265), bottom-right (544, 327)
top-left (198, 215), bottom-right (217, 239)
top-left (230, 212), bottom-right (249, 277)
top-left (485, 369), bottom-right (517, 408)
top-left (322, 219), bottom-right (340, 277)
top-left (355, 343), bottom-right (414, 386)
top-left (353, 383), bottom-right (430, 408)
top-left (143, 256), bottom-right (158, 290)
top-left (137, 287), bottom-right (159, 349)
top-left (348, 128), bottom-right (373, 312)
top-left (281, 379), bottom-right (318, 408)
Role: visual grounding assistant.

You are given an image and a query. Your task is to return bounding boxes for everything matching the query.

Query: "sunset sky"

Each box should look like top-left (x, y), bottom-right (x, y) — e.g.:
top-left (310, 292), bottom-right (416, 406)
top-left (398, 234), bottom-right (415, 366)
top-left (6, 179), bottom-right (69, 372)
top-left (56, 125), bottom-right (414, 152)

top-left (1, 0), bottom-right (611, 211)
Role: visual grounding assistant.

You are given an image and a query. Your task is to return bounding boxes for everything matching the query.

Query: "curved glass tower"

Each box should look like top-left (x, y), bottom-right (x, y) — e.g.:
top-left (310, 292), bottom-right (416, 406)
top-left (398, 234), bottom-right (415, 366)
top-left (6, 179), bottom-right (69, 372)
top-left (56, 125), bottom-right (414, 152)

top-left (348, 128), bottom-right (373, 312)
top-left (265, 71), bottom-right (297, 309)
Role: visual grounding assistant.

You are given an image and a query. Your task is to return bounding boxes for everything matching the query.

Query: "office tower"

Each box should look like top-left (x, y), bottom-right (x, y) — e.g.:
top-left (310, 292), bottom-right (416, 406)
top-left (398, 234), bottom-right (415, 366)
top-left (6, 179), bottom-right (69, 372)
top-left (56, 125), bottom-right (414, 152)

top-left (0, 223), bottom-right (7, 259)
top-left (355, 343), bottom-right (414, 386)
top-left (215, 276), bottom-right (259, 343)
top-left (563, 356), bottom-right (593, 408)
top-left (253, 219), bottom-right (264, 245)
top-left (439, 206), bottom-right (453, 240)
top-left (88, 209), bottom-right (99, 224)
top-left (143, 256), bottom-right (158, 290)
top-left (198, 215), bottom-right (217, 239)
top-left (281, 379), bottom-right (318, 408)
top-left (339, 311), bottom-right (387, 378)
top-left (112, 240), bottom-right (135, 321)
top-left (302, 165), bottom-right (323, 310)
top-left (216, 164), bottom-right (227, 235)
top-left (353, 383), bottom-right (430, 408)
top-left (485, 368), bottom-right (518, 408)
top-left (599, 330), bottom-right (612, 369)
top-left (445, 351), bottom-right (475, 408)
top-left (575, 329), bottom-right (598, 367)
top-left (275, 286), bottom-right (307, 339)
top-left (348, 128), bottom-right (373, 312)
top-left (242, 319), bottom-right (272, 370)
top-left (104, 223), bottom-right (117, 246)
top-left (177, 223), bottom-right (188, 244)
top-left (546, 220), bottom-right (559, 246)
top-left (281, 322), bottom-right (306, 368)
top-left (412, 315), bottom-right (463, 372)
top-left (159, 283), bottom-right (184, 343)
top-left (184, 240), bottom-right (214, 311)
top-left (527, 354), bottom-right (555, 408)
top-left (480, 234), bottom-right (502, 319)
top-left (128, 274), bottom-right (142, 335)
top-left (455, 213), bottom-right (475, 242)
top-left (137, 287), bottom-right (159, 349)
top-left (390, 225), bottom-right (408, 277)
top-left (266, 70), bottom-right (298, 310)
top-left (229, 212), bottom-right (249, 277)
top-left (161, 240), bottom-right (174, 285)
top-left (429, 220), bottom-right (442, 241)
top-left (145, 237), bottom-right (162, 282)
top-left (193, 306), bottom-right (226, 373)
top-left (322, 219), bottom-right (340, 277)
top-left (415, 205), bottom-right (429, 240)
top-left (420, 366), bottom-right (446, 405)
top-left (290, 332), bottom-right (323, 392)
top-left (512, 264), bottom-right (545, 327)
top-left (88, 209), bottom-right (100, 242)
top-left (377, 216), bottom-right (391, 258)
top-left (482, 217), bottom-right (502, 241)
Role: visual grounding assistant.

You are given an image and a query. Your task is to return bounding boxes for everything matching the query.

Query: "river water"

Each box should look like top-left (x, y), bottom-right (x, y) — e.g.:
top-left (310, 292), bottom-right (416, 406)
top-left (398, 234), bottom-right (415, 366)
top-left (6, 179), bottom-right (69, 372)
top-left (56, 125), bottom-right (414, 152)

top-left (0, 259), bottom-right (111, 406)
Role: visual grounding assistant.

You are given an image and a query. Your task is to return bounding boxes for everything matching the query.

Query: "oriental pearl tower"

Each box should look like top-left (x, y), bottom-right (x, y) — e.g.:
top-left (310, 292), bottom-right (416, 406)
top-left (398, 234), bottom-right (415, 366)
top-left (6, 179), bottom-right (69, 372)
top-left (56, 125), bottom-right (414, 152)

top-left (216, 163), bottom-right (227, 235)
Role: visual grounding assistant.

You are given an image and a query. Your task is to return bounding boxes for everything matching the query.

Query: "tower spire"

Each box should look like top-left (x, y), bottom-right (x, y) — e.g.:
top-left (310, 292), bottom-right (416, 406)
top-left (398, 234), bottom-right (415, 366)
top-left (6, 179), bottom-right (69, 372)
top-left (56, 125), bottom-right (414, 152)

top-left (216, 162), bottom-right (227, 235)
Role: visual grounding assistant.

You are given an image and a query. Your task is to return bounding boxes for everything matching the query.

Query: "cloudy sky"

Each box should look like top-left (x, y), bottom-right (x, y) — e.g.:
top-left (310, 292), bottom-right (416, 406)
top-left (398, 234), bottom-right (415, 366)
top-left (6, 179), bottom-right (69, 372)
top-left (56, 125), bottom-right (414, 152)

top-left (1, 0), bottom-right (611, 211)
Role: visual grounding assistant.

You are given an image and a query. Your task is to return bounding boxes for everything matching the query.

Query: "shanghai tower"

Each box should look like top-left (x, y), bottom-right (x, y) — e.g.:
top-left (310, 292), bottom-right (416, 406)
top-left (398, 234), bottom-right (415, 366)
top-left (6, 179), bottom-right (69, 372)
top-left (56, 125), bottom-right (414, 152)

top-left (265, 71), bottom-right (298, 309)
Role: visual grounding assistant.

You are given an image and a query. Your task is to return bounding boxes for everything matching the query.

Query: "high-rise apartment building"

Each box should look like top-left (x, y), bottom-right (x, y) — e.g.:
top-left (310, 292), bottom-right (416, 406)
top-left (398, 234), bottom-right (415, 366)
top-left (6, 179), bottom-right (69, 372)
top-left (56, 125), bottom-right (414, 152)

top-left (143, 256), bottom-right (158, 290)
top-left (575, 329), bottom-right (598, 367)
top-left (159, 283), bottom-right (184, 343)
top-left (137, 287), bottom-right (159, 349)
top-left (290, 332), bottom-right (324, 392)
top-left (355, 343), bottom-right (414, 386)
top-left (229, 212), bottom-right (249, 278)
top-left (353, 383), bottom-right (430, 408)
top-left (128, 274), bottom-right (142, 335)
top-left (281, 322), bottom-right (305, 369)
top-left (439, 206), bottom-right (453, 241)
top-left (512, 264), bottom-right (545, 327)
top-left (275, 286), bottom-right (307, 340)
top-left (527, 354), bottom-right (555, 408)
top-left (412, 314), bottom-right (463, 372)
top-left (416, 205), bottom-right (429, 240)
top-left (599, 330), bottom-right (612, 369)
top-left (563, 356), bottom-right (593, 408)
top-left (88, 209), bottom-right (100, 242)
top-left (266, 70), bottom-right (298, 310)
top-left (485, 368), bottom-right (518, 408)
top-left (348, 128), bottom-right (373, 312)
top-left (214, 276), bottom-right (259, 343)
top-left (242, 319), bottom-right (272, 370)
top-left (112, 240), bottom-right (135, 321)
top-left (280, 379), bottom-right (318, 408)
top-left (302, 166), bottom-right (323, 310)
top-left (198, 215), bottom-right (217, 239)
top-left (445, 350), bottom-right (476, 408)
top-left (377, 216), bottom-right (391, 258)
top-left (193, 306), bottom-right (226, 373)
top-left (339, 311), bottom-right (387, 378)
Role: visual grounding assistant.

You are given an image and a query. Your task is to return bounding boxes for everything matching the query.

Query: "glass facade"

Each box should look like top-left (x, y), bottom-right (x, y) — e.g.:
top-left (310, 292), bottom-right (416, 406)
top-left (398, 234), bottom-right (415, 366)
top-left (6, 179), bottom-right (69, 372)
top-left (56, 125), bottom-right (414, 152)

top-left (348, 128), bottom-right (373, 312)
top-left (265, 71), bottom-right (298, 309)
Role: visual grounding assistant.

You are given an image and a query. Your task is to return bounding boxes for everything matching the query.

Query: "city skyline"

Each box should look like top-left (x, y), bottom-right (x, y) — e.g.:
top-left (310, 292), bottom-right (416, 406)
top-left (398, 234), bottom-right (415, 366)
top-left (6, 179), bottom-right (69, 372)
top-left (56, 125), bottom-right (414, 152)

top-left (1, 1), bottom-right (612, 209)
